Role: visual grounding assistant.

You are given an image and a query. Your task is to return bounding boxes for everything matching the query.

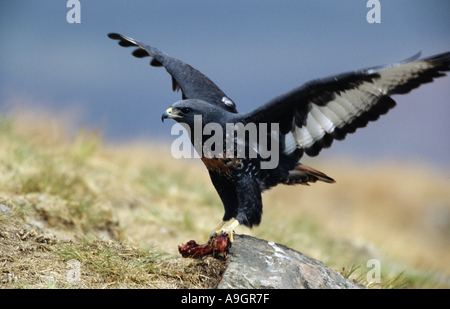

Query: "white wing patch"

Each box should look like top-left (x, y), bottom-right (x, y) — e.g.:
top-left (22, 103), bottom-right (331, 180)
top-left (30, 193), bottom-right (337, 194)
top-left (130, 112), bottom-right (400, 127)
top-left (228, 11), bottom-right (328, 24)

top-left (222, 96), bottom-right (235, 107)
top-left (326, 99), bottom-right (354, 124)
top-left (317, 105), bottom-right (345, 129)
top-left (310, 104), bottom-right (335, 132)
top-left (334, 95), bottom-right (363, 118)
top-left (290, 59), bottom-right (440, 151)
top-left (372, 61), bottom-right (434, 92)
top-left (305, 112), bottom-right (325, 141)
top-left (292, 81), bottom-right (387, 148)
top-left (293, 92), bottom-right (366, 148)
top-left (283, 131), bottom-right (298, 155)
top-left (294, 123), bottom-right (313, 148)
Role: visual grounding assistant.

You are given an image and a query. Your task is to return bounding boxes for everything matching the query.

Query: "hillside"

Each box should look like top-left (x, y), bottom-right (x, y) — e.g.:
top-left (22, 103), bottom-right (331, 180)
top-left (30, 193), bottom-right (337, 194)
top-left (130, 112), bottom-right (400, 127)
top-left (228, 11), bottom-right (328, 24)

top-left (1, 106), bottom-right (449, 288)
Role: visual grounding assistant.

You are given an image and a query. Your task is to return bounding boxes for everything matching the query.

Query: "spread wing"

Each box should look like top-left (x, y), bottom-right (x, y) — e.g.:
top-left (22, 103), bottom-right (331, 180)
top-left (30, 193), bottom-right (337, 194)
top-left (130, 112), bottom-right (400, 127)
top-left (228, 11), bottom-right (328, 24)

top-left (243, 51), bottom-right (450, 158)
top-left (108, 33), bottom-right (238, 113)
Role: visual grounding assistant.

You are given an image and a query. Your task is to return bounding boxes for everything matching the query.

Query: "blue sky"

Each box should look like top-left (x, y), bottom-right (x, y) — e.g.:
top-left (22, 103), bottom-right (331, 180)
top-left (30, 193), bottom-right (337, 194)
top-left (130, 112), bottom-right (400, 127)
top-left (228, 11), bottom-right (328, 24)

top-left (1, 1), bottom-right (449, 167)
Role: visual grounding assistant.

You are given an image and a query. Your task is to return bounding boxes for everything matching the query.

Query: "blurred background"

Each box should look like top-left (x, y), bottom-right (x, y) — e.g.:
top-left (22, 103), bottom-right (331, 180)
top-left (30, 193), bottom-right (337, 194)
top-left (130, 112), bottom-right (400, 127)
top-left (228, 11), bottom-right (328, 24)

top-left (1, 0), bottom-right (449, 167)
top-left (1, 1), bottom-right (450, 287)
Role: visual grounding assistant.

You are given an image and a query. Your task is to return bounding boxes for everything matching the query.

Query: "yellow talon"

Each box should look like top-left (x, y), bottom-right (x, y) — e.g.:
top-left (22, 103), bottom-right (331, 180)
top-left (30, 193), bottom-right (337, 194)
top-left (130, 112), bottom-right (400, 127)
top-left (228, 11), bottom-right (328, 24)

top-left (211, 218), bottom-right (239, 243)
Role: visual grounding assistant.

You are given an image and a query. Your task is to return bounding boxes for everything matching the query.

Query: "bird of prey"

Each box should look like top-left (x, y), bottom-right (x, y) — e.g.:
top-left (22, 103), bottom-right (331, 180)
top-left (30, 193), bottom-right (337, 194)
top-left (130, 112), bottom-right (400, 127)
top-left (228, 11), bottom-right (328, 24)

top-left (109, 33), bottom-right (450, 251)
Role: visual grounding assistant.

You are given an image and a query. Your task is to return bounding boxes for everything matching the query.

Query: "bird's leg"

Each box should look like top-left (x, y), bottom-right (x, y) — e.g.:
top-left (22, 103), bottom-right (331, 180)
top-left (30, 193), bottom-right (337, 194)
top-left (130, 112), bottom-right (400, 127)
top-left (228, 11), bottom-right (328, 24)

top-left (210, 218), bottom-right (239, 243)
top-left (212, 220), bottom-right (226, 233)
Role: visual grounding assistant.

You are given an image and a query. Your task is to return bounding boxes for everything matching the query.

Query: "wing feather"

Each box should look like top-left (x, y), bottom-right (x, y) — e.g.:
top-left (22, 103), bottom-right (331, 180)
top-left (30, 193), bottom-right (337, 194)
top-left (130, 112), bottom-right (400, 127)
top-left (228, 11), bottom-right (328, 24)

top-left (242, 51), bottom-right (450, 159)
top-left (108, 33), bottom-right (238, 113)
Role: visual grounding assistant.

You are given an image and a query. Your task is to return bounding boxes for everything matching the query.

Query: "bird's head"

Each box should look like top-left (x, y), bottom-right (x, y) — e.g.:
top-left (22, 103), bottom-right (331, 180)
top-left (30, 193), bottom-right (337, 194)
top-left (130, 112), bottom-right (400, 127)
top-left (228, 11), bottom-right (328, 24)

top-left (162, 99), bottom-right (233, 129)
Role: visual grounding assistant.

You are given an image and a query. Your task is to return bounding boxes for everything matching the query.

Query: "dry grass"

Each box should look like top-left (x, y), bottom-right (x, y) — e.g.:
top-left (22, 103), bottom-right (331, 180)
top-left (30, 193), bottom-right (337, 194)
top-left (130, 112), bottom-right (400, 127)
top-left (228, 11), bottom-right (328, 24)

top-left (1, 100), bottom-right (449, 288)
top-left (0, 215), bottom-right (225, 288)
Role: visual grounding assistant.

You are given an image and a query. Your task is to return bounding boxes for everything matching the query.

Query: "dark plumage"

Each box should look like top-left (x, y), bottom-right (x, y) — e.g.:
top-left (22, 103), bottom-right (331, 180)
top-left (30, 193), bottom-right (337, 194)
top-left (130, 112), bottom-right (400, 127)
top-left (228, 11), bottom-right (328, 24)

top-left (109, 32), bottom-right (450, 239)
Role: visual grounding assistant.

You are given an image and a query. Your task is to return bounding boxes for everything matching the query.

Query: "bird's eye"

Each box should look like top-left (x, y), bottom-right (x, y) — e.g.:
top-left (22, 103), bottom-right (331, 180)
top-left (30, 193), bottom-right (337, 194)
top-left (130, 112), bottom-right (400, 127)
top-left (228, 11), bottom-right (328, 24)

top-left (179, 107), bottom-right (192, 114)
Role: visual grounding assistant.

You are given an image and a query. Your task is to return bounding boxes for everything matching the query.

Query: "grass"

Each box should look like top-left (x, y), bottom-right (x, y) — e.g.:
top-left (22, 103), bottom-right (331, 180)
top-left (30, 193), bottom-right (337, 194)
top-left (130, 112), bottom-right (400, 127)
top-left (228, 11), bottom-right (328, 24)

top-left (1, 103), bottom-right (450, 288)
top-left (340, 264), bottom-right (409, 289)
top-left (51, 240), bottom-right (224, 288)
top-left (53, 240), bottom-right (163, 285)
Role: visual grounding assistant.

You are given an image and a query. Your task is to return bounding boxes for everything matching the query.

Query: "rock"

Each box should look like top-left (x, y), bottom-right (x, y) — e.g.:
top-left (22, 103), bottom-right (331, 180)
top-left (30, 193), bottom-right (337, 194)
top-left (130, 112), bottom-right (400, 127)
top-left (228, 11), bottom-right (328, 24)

top-left (0, 204), bottom-right (11, 215)
top-left (217, 234), bottom-right (364, 289)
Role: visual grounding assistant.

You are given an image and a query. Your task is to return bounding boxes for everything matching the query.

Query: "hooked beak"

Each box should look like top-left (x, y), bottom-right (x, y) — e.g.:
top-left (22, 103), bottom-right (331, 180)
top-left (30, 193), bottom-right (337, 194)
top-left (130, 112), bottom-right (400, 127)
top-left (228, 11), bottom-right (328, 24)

top-left (161, 107), bottom-right (182, 122)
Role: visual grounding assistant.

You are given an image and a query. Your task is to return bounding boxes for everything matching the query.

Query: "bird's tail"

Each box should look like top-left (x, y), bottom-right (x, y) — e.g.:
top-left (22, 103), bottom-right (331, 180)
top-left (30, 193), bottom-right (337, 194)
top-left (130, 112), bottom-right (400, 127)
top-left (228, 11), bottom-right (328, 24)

top-left (287, 163), bottom-right (335, 186)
